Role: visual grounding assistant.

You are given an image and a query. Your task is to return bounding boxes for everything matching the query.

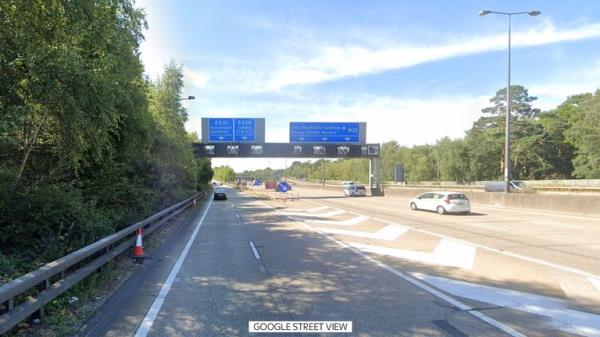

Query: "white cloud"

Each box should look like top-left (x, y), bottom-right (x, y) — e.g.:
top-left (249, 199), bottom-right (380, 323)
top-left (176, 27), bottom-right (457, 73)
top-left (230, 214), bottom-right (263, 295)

top-left (183, 67), bottom-right (210, 90)
top-left (266, 21), bottom-right (600, 90)
top-left (530, 59), bottom-right (600, 110)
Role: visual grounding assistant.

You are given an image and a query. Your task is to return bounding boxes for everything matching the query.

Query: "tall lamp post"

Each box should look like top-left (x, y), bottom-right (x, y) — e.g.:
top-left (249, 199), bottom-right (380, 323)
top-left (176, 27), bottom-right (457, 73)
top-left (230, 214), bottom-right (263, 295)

top-left (479, 10), bottom-right (540, 193)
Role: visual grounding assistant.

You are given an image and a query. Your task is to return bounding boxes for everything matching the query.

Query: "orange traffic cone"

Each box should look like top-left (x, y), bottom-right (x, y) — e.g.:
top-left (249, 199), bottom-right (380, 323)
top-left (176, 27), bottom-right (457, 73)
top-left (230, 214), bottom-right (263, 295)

top-left (133, 228), bottom-right (144, 263)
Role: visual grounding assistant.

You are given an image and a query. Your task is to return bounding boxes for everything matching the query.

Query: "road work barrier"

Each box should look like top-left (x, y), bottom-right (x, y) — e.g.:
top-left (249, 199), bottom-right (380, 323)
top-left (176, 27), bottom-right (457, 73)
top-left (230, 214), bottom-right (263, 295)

top-left (0, 192), bottom-right (207, 335)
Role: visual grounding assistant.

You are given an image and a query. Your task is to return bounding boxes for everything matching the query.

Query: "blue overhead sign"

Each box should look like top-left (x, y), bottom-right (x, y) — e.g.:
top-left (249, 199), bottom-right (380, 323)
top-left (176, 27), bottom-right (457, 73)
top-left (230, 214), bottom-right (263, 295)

top-left (290, 122), bottom-right (361, 143)
top-left (208, 118), bottom-right (234, 142)
top-left (234, 118), bottom-right (256, 142)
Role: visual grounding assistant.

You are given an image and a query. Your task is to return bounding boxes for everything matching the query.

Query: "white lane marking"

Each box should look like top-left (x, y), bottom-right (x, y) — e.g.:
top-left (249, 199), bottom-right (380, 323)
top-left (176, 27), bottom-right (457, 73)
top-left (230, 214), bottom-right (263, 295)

top-left (256, 198), bottom-right (525, 337)
top-left (319, 224), bottom-right (409, 241)
top-left (134, 199), bottom-right (213, 337)
top-left (280, 209), bottom-right (345, 217)
top-left (300, 199), bottom-right (600, 281)
top-left (589, 277), bottom-right (600, 293)
top-left (236, 214), bottom-right (241, 219)
top-left (414, 273), bottom-right (600, 337)
top-left (309, 215), bottom-right (370, 226)
top-left (348, 238), bottom-right (476, 270)
top-left (284, 206), bottom-right (329, 212)
top-left (249, 241), bottom-right (261, 259)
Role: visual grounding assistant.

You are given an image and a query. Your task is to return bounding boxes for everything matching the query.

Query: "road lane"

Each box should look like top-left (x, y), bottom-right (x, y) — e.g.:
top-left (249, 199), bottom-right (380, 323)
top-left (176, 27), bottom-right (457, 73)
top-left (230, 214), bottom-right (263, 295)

top-left (256, 189), bottom-right (600, 336)
top-left (116, 188), bottom-right (513, 337)
top-left (292, 186), bottom-right (600, 277)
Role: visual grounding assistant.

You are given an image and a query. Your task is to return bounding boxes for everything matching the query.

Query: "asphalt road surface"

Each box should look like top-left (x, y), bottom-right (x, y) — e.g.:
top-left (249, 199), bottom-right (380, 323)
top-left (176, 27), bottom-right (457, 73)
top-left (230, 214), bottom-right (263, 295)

top-left (80, 187), bottom-right (600, 337)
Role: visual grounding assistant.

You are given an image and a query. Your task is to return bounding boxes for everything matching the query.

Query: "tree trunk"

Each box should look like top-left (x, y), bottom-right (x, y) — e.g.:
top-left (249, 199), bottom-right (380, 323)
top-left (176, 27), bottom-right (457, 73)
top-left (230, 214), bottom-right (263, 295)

top-left (13, 109), bottom-right (48, 188)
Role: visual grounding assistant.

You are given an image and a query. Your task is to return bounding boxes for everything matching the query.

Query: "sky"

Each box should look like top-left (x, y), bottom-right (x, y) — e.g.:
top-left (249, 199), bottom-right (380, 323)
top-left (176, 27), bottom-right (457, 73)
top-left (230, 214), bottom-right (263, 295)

top-left (136, 0), bottom-right (600, 172)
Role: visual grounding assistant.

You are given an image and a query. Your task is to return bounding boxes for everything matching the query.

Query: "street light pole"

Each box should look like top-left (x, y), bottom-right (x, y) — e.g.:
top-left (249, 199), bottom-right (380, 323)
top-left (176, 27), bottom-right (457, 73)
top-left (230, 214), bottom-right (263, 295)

top-left (506, 14), bottom-right (512, 194)
top-left (479, 10), bottom-right (540, 193)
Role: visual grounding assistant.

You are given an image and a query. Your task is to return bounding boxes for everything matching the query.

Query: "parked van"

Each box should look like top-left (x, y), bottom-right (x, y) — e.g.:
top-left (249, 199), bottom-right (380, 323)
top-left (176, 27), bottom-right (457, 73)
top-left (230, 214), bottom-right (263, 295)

top-left (485, 181), bottom-right (525, 192)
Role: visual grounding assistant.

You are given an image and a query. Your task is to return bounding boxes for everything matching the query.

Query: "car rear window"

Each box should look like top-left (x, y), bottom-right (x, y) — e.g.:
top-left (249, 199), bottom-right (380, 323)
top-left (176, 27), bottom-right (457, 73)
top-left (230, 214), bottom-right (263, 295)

top-left (448, 194), bottom-right (467, 200)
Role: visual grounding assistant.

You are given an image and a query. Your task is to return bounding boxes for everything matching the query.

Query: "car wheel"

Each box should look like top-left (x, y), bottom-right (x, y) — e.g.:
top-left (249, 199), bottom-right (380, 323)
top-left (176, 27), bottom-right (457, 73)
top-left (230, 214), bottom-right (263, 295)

top-left (436, 206), bottom-right (446, 215)
top-left (410, 202), bottom-right (417, 211)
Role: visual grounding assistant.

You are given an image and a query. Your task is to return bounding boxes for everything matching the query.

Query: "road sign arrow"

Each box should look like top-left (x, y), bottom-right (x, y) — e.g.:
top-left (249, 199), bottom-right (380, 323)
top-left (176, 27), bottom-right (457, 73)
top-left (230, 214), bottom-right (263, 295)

top-left (218, 136), bottom-right (224, 140)
top-left (344, 137), bottom-right (351, 141)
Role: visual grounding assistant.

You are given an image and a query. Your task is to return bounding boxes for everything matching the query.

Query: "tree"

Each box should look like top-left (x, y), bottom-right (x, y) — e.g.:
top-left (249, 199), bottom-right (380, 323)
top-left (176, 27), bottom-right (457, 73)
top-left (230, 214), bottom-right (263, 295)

top-left (213, 166), bottom-right (237, 182)
top-left (566, 90), bottom-right (600, 178)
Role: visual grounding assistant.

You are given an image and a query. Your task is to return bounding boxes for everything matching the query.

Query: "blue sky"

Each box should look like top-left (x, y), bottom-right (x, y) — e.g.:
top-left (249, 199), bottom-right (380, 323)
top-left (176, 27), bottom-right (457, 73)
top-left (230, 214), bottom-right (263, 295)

top-left (137, 0), bottom-right (600, 171)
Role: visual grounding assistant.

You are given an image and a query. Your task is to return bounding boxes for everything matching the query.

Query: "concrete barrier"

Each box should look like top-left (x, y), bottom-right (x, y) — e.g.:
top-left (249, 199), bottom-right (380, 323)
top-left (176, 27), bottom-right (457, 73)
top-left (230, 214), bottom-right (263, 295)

top-left (293, 182), bottom-right (600, 216)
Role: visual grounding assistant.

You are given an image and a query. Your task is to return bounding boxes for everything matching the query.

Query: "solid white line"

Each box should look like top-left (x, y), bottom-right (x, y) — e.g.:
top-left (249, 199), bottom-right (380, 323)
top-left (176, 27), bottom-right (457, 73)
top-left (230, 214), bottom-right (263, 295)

top-left (301, 198), bottom-right (600, 281)
top-left (249, 241), bottom-right (261, 259)
top-left (348, 238), bottom-right (476, 270)
top-left (236, 214), bottom-right (240, 219)
top-left (414, 273), bottom-right (600, 337)
top-left (134, 198), bottom-right (213, 337)
top-left (257, 198), bottom-right (525, 337)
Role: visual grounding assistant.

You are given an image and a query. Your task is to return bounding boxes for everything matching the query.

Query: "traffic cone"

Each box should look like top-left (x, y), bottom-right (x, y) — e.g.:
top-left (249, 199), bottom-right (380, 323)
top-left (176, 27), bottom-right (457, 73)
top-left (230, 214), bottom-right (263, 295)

top-left (133, 228), bottom-right (144, 263)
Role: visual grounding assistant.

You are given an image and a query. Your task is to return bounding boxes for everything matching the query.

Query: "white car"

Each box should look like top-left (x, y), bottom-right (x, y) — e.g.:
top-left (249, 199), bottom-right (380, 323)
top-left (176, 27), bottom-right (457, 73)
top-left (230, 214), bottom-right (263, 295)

top-left (409, 191), bottom-right (470, 214)
top-left (344, 184), bottom-right (366, 197)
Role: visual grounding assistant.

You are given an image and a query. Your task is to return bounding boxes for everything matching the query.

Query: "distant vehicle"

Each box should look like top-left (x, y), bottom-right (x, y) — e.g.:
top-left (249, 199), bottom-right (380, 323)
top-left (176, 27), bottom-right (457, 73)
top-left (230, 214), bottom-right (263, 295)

top-left (485, 181), bottom-right (525, 192)
top-left (213, 188), bottom-right (227, 201)
top-left (409, 191), bottom-right (470, 215)
top-left (344, 184), bottom-right (366, 197)
top-left (342, 181), bottom-right (355, 186)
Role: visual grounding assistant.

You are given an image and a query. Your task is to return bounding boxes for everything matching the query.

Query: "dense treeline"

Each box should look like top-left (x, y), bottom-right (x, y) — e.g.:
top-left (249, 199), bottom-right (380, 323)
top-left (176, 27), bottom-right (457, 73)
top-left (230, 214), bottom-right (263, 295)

top-left (247, 86), bottom-right (600, 184)
top-left (0, 0), bottom-right (212, 282)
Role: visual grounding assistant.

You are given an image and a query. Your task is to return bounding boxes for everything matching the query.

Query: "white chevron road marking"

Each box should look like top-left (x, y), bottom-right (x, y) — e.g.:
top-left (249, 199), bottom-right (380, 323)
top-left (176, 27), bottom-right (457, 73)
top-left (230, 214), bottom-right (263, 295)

top-left (415, 273), bottom-right (600, 337)
top-left (319, 224), bottom-right (409, 241)
top-left (310, 215), bottom-right (370, 226)
top-left (283, 206), bottom-right (329, 212)
top-left (348, 238), bottom-right (476, 269)
top-left (280, 209), bottom-right (346, 217)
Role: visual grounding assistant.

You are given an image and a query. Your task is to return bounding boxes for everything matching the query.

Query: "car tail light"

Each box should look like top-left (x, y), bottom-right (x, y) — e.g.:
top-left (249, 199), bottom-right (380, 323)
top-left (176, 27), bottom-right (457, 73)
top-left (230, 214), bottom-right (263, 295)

top-left (444, 198), bottom-right (450, 204)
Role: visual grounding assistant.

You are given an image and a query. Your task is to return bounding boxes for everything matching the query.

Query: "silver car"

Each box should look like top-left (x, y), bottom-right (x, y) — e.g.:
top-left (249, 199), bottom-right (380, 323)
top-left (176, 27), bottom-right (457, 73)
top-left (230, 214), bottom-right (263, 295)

top-left (409, 191), bottom-right (470, 214)
top-left (344, 184), bottom-right (366, 197)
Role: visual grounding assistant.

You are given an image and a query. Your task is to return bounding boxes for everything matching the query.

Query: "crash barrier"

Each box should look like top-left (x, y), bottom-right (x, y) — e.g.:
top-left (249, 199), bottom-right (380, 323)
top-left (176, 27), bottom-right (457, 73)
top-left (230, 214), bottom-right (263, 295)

top-left (0, 192), bottom-right (208, 334)
top-left (270, 191), bottom-right (298, 201)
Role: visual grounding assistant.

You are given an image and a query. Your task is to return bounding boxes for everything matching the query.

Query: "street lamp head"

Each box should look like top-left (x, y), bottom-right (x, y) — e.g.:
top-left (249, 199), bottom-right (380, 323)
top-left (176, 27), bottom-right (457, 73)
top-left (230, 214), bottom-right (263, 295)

top-left (479, 10), bottom-right (492, 16)
top-left (528, 10), bottom-right (541, 16)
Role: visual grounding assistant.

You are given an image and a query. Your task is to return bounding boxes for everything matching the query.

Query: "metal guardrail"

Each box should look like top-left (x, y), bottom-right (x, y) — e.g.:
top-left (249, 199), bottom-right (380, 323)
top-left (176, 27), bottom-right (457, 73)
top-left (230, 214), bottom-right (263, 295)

top-left (0, 192), bottom-right (208, 335)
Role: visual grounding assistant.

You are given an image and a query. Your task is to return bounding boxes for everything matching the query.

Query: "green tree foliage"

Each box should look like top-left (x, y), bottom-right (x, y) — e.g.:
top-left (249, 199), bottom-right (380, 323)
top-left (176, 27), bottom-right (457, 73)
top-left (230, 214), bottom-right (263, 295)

top-left (0, 1), bottom-right (212, 282)
top-left (565, 90), bottom-right (600, 178)
top-left (213, 166), bottom-right (237, 182)
top-left (269, 86), bottom-right (597, 184)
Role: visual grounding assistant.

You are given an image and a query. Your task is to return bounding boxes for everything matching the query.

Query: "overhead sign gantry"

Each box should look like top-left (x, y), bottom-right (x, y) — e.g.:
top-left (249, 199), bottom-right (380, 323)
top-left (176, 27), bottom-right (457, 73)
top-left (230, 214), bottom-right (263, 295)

top-left (195, 118), bottom-right (382, 195)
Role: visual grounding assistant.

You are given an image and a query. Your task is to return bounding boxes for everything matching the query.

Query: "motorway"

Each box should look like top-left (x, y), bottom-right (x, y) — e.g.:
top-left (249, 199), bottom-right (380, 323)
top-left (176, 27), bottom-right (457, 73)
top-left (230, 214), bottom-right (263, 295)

top-left (80, 187), bottom-right (600, 337)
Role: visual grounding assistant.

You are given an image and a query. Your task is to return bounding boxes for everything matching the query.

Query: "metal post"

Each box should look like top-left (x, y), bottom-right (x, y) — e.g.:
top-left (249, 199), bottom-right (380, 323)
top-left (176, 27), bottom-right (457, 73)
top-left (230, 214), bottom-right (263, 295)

top-left (368, 158), bottom-right (373, 191)
top-left (505, 15), bottom-right (512, 193)
top-left (375, 157), bottom-right (381, 195)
